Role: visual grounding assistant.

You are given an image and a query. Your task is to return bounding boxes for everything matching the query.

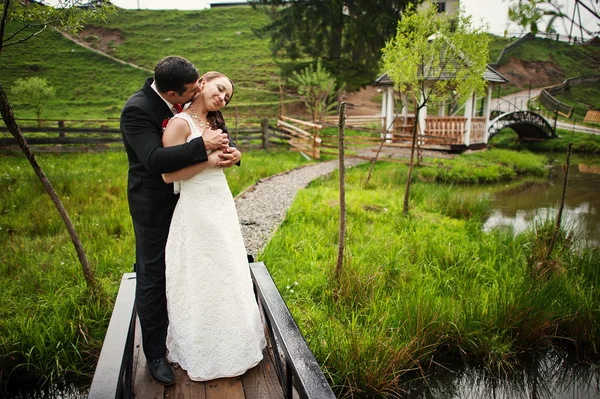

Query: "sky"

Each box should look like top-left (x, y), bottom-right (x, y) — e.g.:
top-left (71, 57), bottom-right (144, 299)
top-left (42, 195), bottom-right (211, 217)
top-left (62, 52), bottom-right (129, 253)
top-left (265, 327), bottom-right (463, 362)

top-left (55, 0), bottom-right (599, 38)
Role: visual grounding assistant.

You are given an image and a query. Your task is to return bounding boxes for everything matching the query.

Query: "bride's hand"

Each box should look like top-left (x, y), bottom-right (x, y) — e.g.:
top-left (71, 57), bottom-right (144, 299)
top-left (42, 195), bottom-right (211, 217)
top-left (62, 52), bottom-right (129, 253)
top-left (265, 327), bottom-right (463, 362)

top-left (207, 150), bottom-right (224, 167)
top-left (217, 147), bottom-right (241, 168)
top-left (202, 128), bottom-right (229, 151)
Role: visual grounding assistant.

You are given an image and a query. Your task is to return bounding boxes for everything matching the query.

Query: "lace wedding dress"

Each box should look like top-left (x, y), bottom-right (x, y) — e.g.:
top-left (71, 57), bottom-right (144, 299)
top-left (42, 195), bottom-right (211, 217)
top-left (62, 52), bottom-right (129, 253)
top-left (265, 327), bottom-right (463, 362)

top-left (165, 112), bottom-right (265, 381)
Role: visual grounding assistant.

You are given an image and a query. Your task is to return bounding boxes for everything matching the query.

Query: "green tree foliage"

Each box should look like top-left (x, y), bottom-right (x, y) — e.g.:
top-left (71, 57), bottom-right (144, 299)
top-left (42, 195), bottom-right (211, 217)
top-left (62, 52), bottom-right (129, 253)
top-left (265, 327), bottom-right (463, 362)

top-left (508, 0), bottom-right (545, 34)
top-left (507, 0), bottom-right (600, 36)
top-left (382, 0), bottom-right (490, 214)
top-left (11, 77), bottom-right (55, 125)
top-left (250, 0), bottom-right (411, 89)
top-left (288, 60), bottom-right (343, 122)
top-left (0, 0), bottom-right (115, 53)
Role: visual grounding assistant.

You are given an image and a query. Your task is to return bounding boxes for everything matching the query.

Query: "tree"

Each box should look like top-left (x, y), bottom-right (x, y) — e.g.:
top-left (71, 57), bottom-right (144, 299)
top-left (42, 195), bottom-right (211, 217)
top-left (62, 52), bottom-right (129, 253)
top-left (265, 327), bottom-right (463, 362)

top-left (508, 0), bottom-right (545, 34)
top-left (250, 0), bottom-right (411, 89)
top-left (288, 60), bottom-right (343, 122)
top-left (382, 1), bottom-right (489, 215)
top-left (506, 0), bottom-right (600, 37)
top-left (0, 0), bottom-right (115, 292)
top-left (11, 77), bottom-right (55, 126)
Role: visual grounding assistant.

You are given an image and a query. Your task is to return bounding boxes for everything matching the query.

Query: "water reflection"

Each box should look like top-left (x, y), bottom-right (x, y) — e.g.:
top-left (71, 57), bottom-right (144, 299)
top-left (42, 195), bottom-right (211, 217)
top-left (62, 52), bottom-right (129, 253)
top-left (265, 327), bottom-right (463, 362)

top-left (401, 350), bottom-right (600, 399)
top-left (483, 162), bottom-right (600, 248)
top-left (3, 380), bottom-right (88, 399)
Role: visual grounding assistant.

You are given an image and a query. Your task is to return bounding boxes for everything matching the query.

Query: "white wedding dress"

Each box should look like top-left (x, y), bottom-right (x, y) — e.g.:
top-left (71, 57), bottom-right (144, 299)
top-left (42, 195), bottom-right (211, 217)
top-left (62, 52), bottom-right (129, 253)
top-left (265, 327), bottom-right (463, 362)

top-left (165, 112), bottom-right (265, 381)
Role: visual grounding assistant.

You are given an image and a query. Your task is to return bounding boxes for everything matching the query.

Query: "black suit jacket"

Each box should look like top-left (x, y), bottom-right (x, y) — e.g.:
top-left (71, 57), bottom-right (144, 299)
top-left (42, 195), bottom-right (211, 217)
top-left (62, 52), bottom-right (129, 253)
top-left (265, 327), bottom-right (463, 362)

top-left (120, 78), bottom-right (211, 228)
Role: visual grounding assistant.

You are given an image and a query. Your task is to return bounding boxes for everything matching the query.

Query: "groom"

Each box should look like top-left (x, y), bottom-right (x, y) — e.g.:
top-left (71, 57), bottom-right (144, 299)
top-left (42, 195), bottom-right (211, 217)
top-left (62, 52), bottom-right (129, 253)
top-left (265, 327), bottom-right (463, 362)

top-left (120, 56), bottom-right (240, 385)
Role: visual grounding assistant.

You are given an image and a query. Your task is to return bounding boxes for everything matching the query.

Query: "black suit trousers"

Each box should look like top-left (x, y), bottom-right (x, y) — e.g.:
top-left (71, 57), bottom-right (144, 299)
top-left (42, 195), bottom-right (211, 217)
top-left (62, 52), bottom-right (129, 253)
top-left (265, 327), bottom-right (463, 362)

top-left (133, 218), bottom-right (172, 360)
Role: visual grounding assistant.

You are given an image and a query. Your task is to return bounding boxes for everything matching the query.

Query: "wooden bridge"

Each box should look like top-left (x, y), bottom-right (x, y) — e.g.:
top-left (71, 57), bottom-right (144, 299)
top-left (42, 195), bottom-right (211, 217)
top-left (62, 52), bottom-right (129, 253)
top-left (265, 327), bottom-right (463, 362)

top-left (87, 262), bottom-right (335, 399)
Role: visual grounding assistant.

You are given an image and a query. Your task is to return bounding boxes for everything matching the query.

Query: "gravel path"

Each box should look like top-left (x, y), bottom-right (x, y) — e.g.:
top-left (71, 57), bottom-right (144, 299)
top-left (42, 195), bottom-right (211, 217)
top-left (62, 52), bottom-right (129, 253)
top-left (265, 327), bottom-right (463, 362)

top-left (235, 158), bottom-right (365, 258)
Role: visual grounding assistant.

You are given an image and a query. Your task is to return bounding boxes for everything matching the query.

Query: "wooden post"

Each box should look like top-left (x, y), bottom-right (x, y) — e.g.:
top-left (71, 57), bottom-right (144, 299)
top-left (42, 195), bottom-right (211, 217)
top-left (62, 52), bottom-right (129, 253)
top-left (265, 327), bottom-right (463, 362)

top-left (234, 106), bottom-right (239, 145)
top-left (278, 77), bottom-right (285, 117)
top-left (261, 118), bottom-right (269, 150)
top-left (335, 102), bottom-right (347, 281)
top-left (58, 120), bottom-right (66, 138)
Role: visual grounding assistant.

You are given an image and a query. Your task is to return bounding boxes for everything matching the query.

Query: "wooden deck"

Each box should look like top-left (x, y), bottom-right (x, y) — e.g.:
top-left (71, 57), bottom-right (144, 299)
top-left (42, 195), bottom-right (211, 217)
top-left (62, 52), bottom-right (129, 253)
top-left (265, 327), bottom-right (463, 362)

top-left (131, 320), bottom-right (285, 399)
top-left (88, 263), bottom-right (335, 399)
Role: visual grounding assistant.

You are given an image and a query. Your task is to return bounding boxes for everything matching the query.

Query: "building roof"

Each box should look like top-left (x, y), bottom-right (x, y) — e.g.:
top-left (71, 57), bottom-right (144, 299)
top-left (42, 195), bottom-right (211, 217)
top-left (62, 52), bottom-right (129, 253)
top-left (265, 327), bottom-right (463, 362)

top-left (374, 64), bottom-right (508, 86)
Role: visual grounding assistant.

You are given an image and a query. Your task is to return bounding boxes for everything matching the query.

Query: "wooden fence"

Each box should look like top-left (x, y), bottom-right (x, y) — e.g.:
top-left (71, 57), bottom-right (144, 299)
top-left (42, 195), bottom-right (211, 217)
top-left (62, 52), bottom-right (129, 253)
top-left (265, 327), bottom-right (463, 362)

top-left (0, 117), bottom-right (291, 152)
top-left (538, 75), bottom-right (600, 118)
top-left (2, 113), bottom-right (488, 157)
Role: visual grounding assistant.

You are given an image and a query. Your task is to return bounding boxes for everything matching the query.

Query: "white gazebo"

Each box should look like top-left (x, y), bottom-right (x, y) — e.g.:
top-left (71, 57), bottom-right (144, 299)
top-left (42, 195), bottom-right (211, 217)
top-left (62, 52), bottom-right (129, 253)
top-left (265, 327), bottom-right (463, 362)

top-left (373, 64), bottom-right (508, 150)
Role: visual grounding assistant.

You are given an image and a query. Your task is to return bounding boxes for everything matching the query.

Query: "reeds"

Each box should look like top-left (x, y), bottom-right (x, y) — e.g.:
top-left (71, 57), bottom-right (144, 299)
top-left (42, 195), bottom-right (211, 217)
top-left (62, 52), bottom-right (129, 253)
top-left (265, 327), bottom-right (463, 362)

top-left (260, 160), bottom-right (600, 397)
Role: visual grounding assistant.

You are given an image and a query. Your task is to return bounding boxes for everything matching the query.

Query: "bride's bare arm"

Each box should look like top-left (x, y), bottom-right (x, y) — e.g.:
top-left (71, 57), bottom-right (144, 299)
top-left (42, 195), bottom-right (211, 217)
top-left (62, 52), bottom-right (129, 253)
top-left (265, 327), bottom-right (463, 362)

top-left (162, 150), bottom-right (222, 183)
top-left (161, 118), bottom-right (216, 183)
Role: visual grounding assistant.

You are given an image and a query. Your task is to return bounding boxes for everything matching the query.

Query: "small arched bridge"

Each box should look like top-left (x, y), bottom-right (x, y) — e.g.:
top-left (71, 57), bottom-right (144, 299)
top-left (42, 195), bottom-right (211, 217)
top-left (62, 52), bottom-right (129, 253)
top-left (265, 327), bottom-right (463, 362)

top-left (488, 111), bottom-right (557, 141)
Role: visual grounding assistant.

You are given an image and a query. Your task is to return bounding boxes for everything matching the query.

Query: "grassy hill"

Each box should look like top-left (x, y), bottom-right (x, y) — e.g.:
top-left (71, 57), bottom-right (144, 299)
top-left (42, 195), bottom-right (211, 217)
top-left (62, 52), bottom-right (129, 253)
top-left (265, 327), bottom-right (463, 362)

top-left (2, 7), bottom-right (599, 122)
top-left (495, 36), bottom-right (600, 93)
top-left (2, 7), bottom-right (303, 121)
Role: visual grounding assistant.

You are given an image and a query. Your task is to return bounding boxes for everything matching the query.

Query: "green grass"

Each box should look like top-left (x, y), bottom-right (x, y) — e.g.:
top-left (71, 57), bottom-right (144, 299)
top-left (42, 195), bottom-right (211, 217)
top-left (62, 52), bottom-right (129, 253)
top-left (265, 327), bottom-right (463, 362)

top-left (2, 8), bottom-right (305, 120)
top-left (259, 161), bottom-right (600, 397)
top-left (497, 37), bottom-right (600, 78)
top-left (489, 127), bottom-right (600, 154)
top-left (0, 148), bottom-right (309, 383)
top-left (415, 149), bottom-right (547, 184)
top-left (2, 25), bottom-right (148, 120)
top-left (488, 34), bottom-right (517, 63)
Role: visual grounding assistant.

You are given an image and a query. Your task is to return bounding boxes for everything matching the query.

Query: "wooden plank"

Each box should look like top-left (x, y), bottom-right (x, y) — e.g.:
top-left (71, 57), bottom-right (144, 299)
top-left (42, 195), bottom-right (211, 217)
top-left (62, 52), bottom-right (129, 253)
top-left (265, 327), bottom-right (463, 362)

top-left (88, 273), bottom-right (137, 399)
top-left (241, 348), bottom-right (284, 399)
top-left (276, 121), bottom-right (312, 139)
top-left (132, 338), bottom-right (165, 399)
top-left (0, 126), bottom-right (121, 134)
top-left (205, 376), bottom-right (245, 399)
top-left (165, 366), bottom-right (207, 399)
top-left (131, 316), bottom-right (142, 396)
top-left (279, 115), bottom-right (322, 130)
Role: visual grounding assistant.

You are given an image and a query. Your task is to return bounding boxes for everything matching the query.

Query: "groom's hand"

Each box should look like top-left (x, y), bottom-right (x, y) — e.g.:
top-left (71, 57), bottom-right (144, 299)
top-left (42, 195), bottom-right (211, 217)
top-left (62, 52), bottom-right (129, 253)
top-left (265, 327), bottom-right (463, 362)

top-left (202, 128), bottom-right (229, 151)
top-left (217, 147), bottom-right (241, 168)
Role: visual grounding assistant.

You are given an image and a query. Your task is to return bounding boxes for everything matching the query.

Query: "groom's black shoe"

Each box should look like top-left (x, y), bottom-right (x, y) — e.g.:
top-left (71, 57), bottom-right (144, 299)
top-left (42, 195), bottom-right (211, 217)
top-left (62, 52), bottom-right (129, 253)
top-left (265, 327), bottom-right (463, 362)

top-left (148, 357), bottom-right (175, 385)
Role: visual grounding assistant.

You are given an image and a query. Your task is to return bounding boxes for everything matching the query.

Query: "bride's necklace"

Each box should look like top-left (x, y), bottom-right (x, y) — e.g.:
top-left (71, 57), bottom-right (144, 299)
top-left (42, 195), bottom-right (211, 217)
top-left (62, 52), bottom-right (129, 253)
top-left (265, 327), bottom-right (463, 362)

top-left (188, 105), bottom-right (210, 130)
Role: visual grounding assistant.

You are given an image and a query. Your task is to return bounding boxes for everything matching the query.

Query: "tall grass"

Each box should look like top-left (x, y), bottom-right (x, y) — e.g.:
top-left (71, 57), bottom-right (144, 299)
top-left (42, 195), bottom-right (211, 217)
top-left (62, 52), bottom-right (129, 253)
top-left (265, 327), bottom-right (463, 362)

top-left (259, 161), bottom-right (600, 398)
top-left (0, 148), bottom-right (309, 384)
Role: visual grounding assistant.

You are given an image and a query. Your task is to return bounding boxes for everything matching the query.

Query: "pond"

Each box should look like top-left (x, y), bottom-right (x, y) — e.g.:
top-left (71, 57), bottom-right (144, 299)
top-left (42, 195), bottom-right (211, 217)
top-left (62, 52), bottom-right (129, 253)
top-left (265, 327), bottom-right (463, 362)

top-left (401, 349), bottom-right (600, 399)
top-left (483, 157), bottom-right (600, 248)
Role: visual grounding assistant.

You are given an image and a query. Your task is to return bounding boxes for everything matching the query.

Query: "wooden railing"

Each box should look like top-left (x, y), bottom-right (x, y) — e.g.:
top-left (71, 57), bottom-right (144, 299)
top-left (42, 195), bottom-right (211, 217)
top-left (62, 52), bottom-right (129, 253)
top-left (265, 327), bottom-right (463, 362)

top-left (0, 118), bottom-right (288, 151)
top-left (87, 273), bottom-right (136, 399)
top-left (469, 117), bottom-right (487, 144)
top-left (423, 116), bottom-right (464, 144)
top-left (250, 262), bottom-right (336, 399)
top-left (88, 263), bottom-right (335, 399)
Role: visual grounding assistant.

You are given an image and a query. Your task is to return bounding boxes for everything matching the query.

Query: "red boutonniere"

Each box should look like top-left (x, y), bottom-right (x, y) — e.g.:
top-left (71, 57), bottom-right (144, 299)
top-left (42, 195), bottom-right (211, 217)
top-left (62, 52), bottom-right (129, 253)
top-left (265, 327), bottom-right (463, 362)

top-left (162, 117), bottom-right (171, 130)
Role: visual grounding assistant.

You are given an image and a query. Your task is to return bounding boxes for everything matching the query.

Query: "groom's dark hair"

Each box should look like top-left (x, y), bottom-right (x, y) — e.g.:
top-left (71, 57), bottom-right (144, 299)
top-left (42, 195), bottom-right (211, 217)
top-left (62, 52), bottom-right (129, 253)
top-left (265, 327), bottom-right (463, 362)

top-left (154, 56), bottom-right (199, 95)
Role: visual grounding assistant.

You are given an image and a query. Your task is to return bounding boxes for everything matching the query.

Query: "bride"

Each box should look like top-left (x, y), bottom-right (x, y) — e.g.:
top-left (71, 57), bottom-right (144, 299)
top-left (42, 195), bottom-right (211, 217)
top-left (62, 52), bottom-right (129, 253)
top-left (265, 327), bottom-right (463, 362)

top-left (161, 71), bottom-right (265, 381)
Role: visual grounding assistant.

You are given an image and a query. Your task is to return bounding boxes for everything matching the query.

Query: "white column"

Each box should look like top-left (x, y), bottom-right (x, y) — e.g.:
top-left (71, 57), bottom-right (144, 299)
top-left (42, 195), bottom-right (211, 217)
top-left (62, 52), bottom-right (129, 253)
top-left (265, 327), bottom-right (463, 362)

top-left (483, 84), bottom-right (493, 143)
top-left (463, 91), bottom-right (473, 147)
top-left (380, 88), bottom-right (387, 129)
top-left (419, 90), bottom-right (427, 139)
top-left (385, 87), bottom-right (394, 140)
top-left (438, 99), bottom-right (446, 116)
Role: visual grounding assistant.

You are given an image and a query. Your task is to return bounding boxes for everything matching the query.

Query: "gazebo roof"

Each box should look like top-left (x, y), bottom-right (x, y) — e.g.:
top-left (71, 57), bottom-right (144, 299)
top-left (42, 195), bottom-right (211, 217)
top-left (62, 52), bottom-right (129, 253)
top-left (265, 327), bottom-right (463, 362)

top-left (373, 64), bottom-right (508, 86)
